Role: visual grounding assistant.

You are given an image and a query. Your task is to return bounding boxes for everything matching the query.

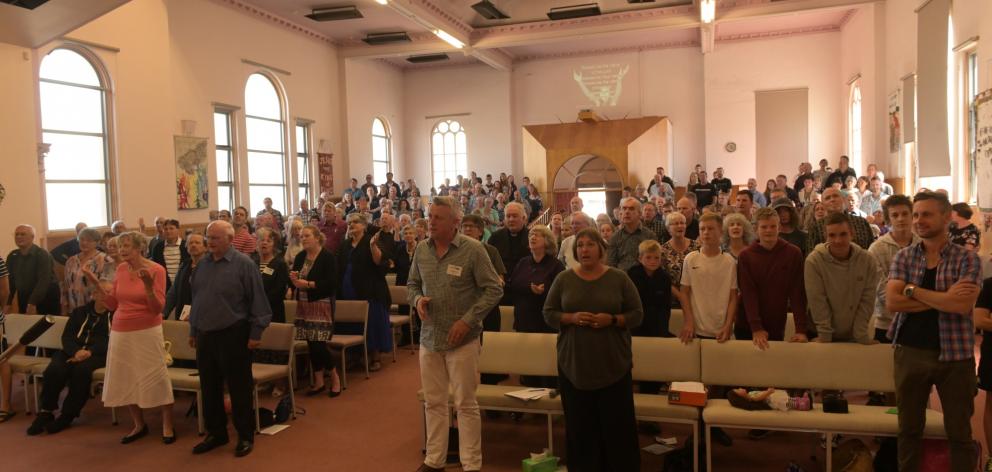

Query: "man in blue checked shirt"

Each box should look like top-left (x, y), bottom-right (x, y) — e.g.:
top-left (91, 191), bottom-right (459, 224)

top-left (885, 191), bottom-right (981, 472)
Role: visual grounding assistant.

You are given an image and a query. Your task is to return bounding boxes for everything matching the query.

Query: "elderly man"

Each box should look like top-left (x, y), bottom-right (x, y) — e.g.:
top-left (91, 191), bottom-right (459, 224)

top-left (607, 198), bottom-right (658, 271)
top-left (188, 221), bottom-right (271, 458)
top-left (677, 197), bottom-right (701, 240)
top-left (110, 220), bottom-right (127, 235)
top-left (409, 196), bottom-right (503, 472)
top-left (747, 178), bottom-right (768, 208)
top-left (488, 202), bottom-right (530, 275)
top-left (318, 203), bottom-right (347, 255)
top-left (256, 197), bottom-right (284, 230)
top-left (806, 187), bottom-right (875, 253)
top-left (640, 202), bottom-right (667, 243)
top-left (6, 225), bottom-right (60, 315)
top-left (558, 212), bottom-right (593, 270)
top-left (50, 222), bottom-right (87, 266)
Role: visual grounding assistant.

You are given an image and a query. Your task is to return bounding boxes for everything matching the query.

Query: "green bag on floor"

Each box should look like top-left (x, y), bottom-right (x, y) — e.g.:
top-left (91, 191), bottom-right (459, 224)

top-left (521, 454), bottom-right (558, 472)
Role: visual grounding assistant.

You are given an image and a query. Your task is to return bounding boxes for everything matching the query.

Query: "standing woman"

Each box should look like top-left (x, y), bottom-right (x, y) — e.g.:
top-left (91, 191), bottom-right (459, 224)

top-left (231, 206), bottom-right (256, 255)
top-left (659, 212), bottom-right (700, 289)
top-left (283, 217), bottom-right (305, 267)
top-left (62, 228), bottom-right (113, 314)
top-left (99, 231), bottom-right (175, 444)
top-left (543, 228), bottom-right (643, 471)
top-left (337, 213), bottom-right (393, 372)
top-left (290, 225), bottom-right (341, 397)
top-left (721, 213), bottom-right (755, 260)
top-left (163, 233), bottom-right (206, 320)
top-left (253, 228), bottom-right (290, 324)
top-left (507, 225), bottom-right (565, 387)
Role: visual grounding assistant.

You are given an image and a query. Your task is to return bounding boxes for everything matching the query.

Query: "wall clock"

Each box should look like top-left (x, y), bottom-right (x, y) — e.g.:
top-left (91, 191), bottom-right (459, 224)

top-left (725, 142), bottom-right (737, 153)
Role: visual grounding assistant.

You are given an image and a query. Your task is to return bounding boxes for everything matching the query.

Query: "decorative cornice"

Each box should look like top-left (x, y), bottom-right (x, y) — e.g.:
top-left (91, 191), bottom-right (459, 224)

top-left (471, 4), bottom-right (695, 40)
top-left (513, 39), bottom-right (700, 64)
top-left (716, 23), bottom-right (841, 43)
top-left (717, 0), bottom-right (774, 8)
top-left (838, 8), bottom-right (857, 28)
top-left (213, 0), bottom-right (337, 46)
top-left (411, 0), bottom-right (473, 36)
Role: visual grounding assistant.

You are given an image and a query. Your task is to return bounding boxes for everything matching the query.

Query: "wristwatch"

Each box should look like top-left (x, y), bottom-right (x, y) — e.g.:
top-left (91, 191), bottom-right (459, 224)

top-left (903, 284), bottom-right (916, 298)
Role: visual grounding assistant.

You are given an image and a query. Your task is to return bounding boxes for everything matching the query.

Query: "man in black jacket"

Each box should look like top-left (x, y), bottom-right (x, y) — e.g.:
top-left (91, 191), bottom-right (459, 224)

top-left (151, 219), bottom-right (189, 290)
top-left (27, 282), bottom-right (112, 435)
top-left (487, 202), bottom-right (530, 275)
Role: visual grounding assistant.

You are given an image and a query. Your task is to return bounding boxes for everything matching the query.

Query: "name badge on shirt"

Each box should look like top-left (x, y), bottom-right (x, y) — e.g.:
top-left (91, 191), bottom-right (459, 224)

top-left (260, 266), bottom-right (274, 276)
top-left (446, 264), bottom-right (463, 277)
top-left (179, 305), bottom-right (191, 321)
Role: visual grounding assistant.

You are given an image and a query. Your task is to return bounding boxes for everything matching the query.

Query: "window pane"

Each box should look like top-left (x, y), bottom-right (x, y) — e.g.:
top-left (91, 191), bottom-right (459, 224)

top-left (437, 121), bottom-right (449, 133)
top-left (249, 186), bottom-right (285, 215)
top-left (374, 162), bottom-right (388, 186)
top-left (455, 132), bottom-right (466, 154)
top-left (217, 184), bottom-right (233, 212)
top-left (216, 149), bottom-right (231, 181)
top-left (43, 132), bottom-right (105, 180)
top-left (40, 82), bottom-right (104, 133)
top-left (373, 136), bottom-right (388, 163)
top-left (372, 118), bottom-right (386, 136)
top-left (450, 121), bottom-right (461, 132)
top-left (457, 155), bottom-right (467, 175)
top-left (444, 133), bottom-right (455, 154)
top-left (40, 49), bottom-right (100, 86)
top-left (246, 117), bottom-right (283, 152)
top-left (214, 113), bottom-right (229, 146)
top-left (248, 152), bottom-right (285, 185)
top-left (245, 74), bottom-right (281, 119)
top-left (296, 125), bottom-right (306, 153)
top-left (46, 182), bottom-right (107, 230)
top-left (298, 157), bottom-right (309, 184)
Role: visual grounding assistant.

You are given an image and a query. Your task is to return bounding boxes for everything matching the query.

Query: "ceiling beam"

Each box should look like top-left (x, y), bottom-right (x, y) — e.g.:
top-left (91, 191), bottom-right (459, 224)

top-left (339, 38), bottom-right (458, 59)
top-left (470, 47), bottom-right (512, 71)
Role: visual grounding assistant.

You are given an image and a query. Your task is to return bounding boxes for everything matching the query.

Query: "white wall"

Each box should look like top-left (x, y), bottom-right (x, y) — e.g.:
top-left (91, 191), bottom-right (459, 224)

top-left (344, 58), bottom-right (405, 185)
top-left (704, 32), bottom-right (843, 184)
top-left (403, 63), bottom-right (512, 191)
top-left (840, 5), bottom-right (881, 174)
top-left (0, 0), bottom-right (344, 249)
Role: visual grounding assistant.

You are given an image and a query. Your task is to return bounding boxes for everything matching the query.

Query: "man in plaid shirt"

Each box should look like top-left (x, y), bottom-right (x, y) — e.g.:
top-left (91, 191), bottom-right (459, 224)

top-left (885, 191), bottom-right (981, 472)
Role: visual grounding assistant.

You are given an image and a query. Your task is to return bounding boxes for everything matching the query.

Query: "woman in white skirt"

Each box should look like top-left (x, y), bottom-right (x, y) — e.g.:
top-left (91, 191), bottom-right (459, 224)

top-left (98, 232), bottom-right (175, 444)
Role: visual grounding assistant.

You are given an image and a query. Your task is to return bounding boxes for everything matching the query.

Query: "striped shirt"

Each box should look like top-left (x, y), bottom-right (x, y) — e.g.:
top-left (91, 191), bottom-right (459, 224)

top-left (887, 240), bottom-right (981, 361)
top-left (0, 256), bottom-right (7, 322)
top-left (407, 234), bottom-right (503, 352)
top-left (232, 227), bottom-right (257, 255)
top-left (163, 239), bottom-right (183, 282)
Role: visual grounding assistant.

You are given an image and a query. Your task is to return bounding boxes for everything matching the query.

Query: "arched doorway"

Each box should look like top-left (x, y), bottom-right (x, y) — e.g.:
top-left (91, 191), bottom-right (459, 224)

top-left (553, 154), bottom-right (624, 218)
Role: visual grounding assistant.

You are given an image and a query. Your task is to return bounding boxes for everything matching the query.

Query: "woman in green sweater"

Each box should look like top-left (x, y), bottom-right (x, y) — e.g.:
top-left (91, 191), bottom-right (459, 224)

top-left (543, 228), bottom-right (644, 471)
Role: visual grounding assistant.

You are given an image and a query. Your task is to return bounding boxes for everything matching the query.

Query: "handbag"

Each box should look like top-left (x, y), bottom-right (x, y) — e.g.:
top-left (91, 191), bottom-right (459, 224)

top-left (162, 340), bottom-right (174, 366)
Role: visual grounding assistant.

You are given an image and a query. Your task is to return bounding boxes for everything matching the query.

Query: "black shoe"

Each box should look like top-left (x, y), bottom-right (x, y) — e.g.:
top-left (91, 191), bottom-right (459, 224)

top-left (192, 435), bottom-right (229, 454)
top-left (234, 440), bottom-right (253, 457)
top-left (711, 427), bottom-right (733, 447)
top-left (121, 425), bottom-right (149, 444)
top-left (328, 388), bottom-right (341, 398)
top-left (45, 414), bottom-right (74, 434)
top-left (162, 430), bottom-right (177, 444)
top-left (306, 385), bottom-right (327, 397)
top-left (27, 412), bottom-right (54, 436)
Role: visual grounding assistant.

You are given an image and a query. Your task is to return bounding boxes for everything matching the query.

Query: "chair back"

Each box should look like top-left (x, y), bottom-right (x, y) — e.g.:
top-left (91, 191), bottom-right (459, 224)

top-left (284, 300), bottom-right (298, 323)
top-left (388, 285), bottom-right (409, 307)
top-left (478, 332), bottom-right (558, 376)
top-left (631, 337), bottom-right (701, 383)
top-left (162, 320), bottom-right (198, 361)
top-left (335, 300), bottom-right (369, 335)
top-left (2, 314), bottom-right (66, 350)
top-left (499, 306), bottom-right (514, 332)
top-left (258, 322), bottom-right (295, 357)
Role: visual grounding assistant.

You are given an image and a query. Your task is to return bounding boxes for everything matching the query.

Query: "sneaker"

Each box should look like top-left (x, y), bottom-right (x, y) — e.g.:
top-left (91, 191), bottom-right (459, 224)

top-left (27, 412), bottom-right (54, 436)
top-left (45, 414), bottom-right (74, 434)
top-left (747, 429), bottom-right (771, 440)
top-left (711, 427), bottom-right (733, 446)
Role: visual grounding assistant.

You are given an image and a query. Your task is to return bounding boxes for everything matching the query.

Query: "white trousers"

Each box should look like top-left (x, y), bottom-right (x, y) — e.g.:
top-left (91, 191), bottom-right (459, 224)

top-left (420, 339), bottom-right (482, 470)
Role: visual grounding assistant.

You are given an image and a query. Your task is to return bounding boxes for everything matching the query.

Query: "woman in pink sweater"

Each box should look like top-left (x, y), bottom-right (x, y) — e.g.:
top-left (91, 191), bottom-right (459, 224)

top-left (99, 232), bottom-right (175, 444)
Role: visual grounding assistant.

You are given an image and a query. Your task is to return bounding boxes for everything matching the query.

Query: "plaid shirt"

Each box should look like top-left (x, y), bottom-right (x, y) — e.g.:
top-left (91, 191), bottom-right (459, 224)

top-left (887, 241), bottom-right (981, 361)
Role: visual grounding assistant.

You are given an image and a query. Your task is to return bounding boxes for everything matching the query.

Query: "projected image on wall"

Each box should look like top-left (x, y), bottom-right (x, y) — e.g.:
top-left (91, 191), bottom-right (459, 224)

top-left (573, 64), bottom-right (629, 107)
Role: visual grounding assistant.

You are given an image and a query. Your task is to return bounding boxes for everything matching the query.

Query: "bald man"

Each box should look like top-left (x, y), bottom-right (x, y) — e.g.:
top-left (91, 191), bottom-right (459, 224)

top-left (805, 188), bottom-right (875, 254)
top-left (6, 225), bottom-right (60, 314)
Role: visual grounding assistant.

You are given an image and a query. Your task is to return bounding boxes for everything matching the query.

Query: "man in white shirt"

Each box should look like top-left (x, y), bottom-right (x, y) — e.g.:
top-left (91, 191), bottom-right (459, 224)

top-left (558, 212), bottom-right (593, 270)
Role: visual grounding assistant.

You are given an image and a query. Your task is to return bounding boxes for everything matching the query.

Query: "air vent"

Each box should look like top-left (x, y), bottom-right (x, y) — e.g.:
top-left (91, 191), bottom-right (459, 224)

top-left (547, 3), bottom-right (601, 21)
top-left (305, 5), bottom-right (363, 22)
top-left (406, 53), bottom-right (449, 64)
top-left (363, 32), bottom-right (411, 45)
top-left (472, 0), bottom-right (509, 20)
top-left (1, 0), bottom-right (49, 9)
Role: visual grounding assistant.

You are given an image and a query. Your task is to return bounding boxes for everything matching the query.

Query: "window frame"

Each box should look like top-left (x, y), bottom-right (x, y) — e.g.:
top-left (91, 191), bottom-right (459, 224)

top-left (372, 117), bottom-right (392, 185)
top-left (243, 71), bottom-right (289, 216)
top-left (965, 50), bottom-right (979, 204)
top-left (430, 119), bottom-right (468, 189)
top-left (38, 45), bottom-right (117, 232)
top-left (296, 120), bottom-right (312, 206)
top-left (214, 107), bottom-right (237, 212)
top-left (848, 81), bottom-right (863, 174)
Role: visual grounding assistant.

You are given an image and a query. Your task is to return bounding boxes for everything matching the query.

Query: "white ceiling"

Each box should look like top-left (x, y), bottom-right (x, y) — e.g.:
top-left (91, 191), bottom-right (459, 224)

top-left (439, 0), bottom-right (694, 28)
top-left (0, 0), bottom-right (130, 48)
top-left (240, 0), bottom-right (422, 42)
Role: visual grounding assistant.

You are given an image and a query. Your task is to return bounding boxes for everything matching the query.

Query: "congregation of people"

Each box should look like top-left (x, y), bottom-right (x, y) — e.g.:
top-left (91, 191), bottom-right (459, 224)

top-left (2, 159), bottom-right (990, 472)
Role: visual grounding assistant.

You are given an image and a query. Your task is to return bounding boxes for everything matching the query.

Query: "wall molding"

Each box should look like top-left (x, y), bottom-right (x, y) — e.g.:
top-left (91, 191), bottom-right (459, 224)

top-left (513, 39), bottom-right (699, 64)
top-left (471, 4), bottom-right (695, 40)
top-left (212, 0), bottom-right (337, 46)
top-left (715, 23), bottom-right (841, 44)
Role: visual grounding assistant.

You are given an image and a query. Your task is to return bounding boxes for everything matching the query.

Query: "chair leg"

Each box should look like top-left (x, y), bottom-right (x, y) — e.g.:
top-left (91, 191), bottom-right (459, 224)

top-left (546, 414), bottom-right (554, 455)
top-left (253, 387), bottom-right (260, 433)
top-left (825, 432), bottom-right (833, 471)
top-left (32, 374), bottom-right (40, 415)
top-left (289, 377), bottom-right (297, 420)
top-left (24, 374), bottom-right (33, 415)
top-left (341, 349), bottom-right (349, 389)
top-left (705, 424), bottom-right (713, 472)
top-left (111, 406), bottom-right (118, 425)
top-left (196, 392), bottom-right (205, 435)
top-left (409, 319), bottom-right (416, 354)
top-left (364, 343), bottom-right (370, 379)
top-left (692, 422), bottom-right (699, 472)
top-left (392, 327), bottom-right (398, 363)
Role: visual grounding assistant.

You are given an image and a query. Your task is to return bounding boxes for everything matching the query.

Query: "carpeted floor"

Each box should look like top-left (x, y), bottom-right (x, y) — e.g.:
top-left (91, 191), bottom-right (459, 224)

top-left (0, 341), bottom-right (986, 471)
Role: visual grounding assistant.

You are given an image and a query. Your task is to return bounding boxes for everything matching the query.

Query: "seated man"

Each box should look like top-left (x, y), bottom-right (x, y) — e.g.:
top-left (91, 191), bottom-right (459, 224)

top-left (27, 281), bottom-right (112, 435)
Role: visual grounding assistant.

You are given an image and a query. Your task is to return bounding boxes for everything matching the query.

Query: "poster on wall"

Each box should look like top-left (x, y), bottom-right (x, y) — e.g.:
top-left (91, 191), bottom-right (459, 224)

top-left (572, 63), bottom-right (630, 107)
top-left (317, 152), bottom-right (334, 199)
top-left (888, 91), bottom-right (901, 154)
top-left (174, 136), bottom-right (208, 210)
top-left (976, 90), bottom-right (992, 213)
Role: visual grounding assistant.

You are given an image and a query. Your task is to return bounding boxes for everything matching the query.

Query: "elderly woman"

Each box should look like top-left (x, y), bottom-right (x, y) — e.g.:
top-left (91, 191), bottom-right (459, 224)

top-left (337, 213), bottom-right (392, 372)
top-left (231, 206), bottom-right (256, 254)
top-left (253, 228), bottom-right (290, 324)
top-left (99, 231), bottom-right (175, 444)
top-left (283, 216), bottom-right (305, 265)
top-left (62, 227), bottom-right (114, 314)
top-left (722, 212), bottom-right (756, 259)
top-left (659, 212), bottom-right (700, 289)
top-left (543, 228), bottom-right (643, 470)
top-left (290, 225), bottom-right (341, 397)
top-left (163, 233), bottom-right (206, 320)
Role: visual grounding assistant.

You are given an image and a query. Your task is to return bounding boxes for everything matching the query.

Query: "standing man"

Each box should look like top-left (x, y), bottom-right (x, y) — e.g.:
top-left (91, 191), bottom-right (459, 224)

top-left (408, 196), bottom-right (503, 472)
top-left (869, 195), bottom-right (919, 343)
top-left (6, 225), bottom-right (60, 315)
top-left (693, 171), bottom-right (717, 208)
top-left (607, 198), bottom-right (658, 272)
top-left (735, 190), bottom-right (756, 221)
top-left (676, 197), bottom-right (701, 240)
top-left (640, 203), bottom-right (667, 243)
top-left (737, 208), bottom-right (809, 348)
top-left (188, 221), bottom-right (272, 458)
top-left (746, 178), bottom-right (768, 208)
top-left (488, 202), bottom-right (530, 276)
top-left (50, 222), bottom-right (87, 266)
top-left (805, 212), bottom-right (879, 344)
top-left (806, 187), bottom-right (875, 254)
top-left (318, 203), bottom-right (348, 255)
top-left (256, 197), bottom-right (284, 230)
top-left (776, 174), bottom-right (800, 205)
top-left (711, 167), bottom-right (733, 194)
top-left (860, 177), bottom-right (887, 219)
top-left (558, 212), bottom-right (593, 270)
top-left (825, 155), bottom-right (857, 188)
top-left (886, 191), bottom-right (981, 472)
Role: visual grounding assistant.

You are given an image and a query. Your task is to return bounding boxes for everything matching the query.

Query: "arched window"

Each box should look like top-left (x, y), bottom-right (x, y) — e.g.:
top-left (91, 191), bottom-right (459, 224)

top-left (39, 48), bottom-right (112, 230)
top-left (245, 73), bottom-right (286, 215)
top-left (372, 118), bottom-right (391, 185)
top-left (431, 119), bottom-right (467, 188)
top-left (849, 82), bottom-right (863, 172)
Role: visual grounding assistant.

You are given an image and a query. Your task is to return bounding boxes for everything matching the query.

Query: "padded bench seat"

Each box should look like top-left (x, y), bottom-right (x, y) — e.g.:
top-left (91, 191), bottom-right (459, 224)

top-left (167, 367), bottom-right (201, 390)
top-left (703, 399), bottom-right (946, 437)
top-left (417, 385), bottom-right (564, 413)
top-left (633, 393), bottom-right (700, 421)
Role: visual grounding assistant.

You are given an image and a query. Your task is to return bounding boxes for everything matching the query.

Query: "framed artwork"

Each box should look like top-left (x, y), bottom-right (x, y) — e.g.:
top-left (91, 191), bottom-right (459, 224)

top-left (318, 152), bottom-right (334, 198)
top-left (976, 90), bottom-right (992, 212)
top-left (174, 136), bottom-right (209, 210)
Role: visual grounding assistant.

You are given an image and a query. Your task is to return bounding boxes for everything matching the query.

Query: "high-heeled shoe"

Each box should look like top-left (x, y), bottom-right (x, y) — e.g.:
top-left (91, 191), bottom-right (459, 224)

top-left (328, 388), bottom-right (342, 398)
top-left (162, 429), bottom-right (177, 444)
top-left (121, 425), bottom-right (149, 444)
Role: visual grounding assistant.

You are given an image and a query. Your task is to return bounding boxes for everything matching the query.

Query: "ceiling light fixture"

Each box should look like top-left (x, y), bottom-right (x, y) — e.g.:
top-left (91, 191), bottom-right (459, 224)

top-left (304, 5), bottom-right (363, 21)
top-left (433, 29), bottom-right (464, 49)
top-left (407, 53), bottom-right (450, 64)
top-left (374, 0), bottom-right (388, 5)
top-left (700, 0), bottom-right (715, 24)
top-left (471, 0), bottom-right (510, 20)
top-left (547, 3), bottom-right (602, 21)
top-left (362, 32), bottom-right (411, 45)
